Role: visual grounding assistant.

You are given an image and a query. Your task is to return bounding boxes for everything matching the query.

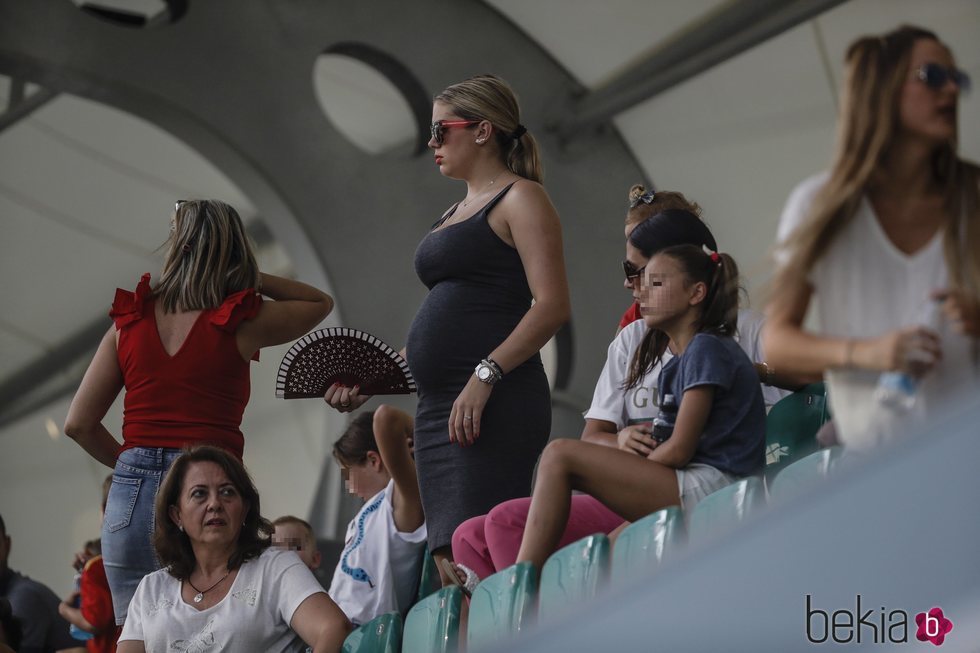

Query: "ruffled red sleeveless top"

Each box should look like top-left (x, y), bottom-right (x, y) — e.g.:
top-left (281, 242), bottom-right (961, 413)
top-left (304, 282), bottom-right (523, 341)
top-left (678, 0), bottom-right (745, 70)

top-left (109, 274), bottom-right (263, 459)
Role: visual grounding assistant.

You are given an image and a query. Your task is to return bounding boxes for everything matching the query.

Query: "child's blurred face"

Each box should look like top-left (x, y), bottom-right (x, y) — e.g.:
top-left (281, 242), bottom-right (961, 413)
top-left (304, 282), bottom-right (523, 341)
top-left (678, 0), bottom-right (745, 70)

top-left (339, 453), bottom-right (388, 501)
top-left (272, 522), bottom-right (320, 570)
top-left (640, 253), bottom-right (694, 329)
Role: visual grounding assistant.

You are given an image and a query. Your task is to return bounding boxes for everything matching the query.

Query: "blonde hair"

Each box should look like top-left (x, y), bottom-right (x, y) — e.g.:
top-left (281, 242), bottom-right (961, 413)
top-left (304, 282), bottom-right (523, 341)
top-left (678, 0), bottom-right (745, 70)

top-left (155, 200), bottom-right (260, 313)
top-left (435, 74), bottom-right (543, 183)
top-left (772, 25), bottom-right (980, 314)
top-left (626, 184), bottom-right (703, 227)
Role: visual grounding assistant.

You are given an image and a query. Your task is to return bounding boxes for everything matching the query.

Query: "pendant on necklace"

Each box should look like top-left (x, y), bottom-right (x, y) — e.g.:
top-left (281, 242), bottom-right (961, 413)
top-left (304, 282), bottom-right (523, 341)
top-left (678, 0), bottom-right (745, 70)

top-left (193, 592), bottom-right (204, 603)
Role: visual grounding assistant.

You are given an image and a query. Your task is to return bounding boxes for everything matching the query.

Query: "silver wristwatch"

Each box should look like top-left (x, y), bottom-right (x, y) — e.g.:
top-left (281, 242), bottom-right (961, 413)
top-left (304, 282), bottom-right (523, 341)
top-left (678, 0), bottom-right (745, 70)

top-left (474, 358), bottom-right (503, 385)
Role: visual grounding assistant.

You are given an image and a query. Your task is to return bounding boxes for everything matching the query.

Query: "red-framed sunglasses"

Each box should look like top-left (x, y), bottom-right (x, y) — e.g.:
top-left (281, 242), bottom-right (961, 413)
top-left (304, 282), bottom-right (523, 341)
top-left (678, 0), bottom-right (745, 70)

top-left (430, 120), bottom-right (480, 146)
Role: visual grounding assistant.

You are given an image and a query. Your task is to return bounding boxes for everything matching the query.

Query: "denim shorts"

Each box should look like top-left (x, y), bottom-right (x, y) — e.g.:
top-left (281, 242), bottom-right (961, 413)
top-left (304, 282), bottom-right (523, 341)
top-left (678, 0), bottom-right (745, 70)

top-left (101, 446), bottom-right (183, 625)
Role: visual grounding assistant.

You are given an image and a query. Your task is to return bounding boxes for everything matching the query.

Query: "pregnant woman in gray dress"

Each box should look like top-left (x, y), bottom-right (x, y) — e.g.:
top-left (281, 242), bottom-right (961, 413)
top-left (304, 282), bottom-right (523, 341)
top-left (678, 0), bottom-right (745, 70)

top-left (327, 75), bottom-right (569, 583)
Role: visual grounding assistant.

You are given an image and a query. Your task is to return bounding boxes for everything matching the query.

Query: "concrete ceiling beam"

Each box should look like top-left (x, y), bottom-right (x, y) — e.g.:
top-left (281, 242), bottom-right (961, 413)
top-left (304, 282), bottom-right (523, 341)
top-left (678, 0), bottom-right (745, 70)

top-left (553, 0), bottom-right (849, 141)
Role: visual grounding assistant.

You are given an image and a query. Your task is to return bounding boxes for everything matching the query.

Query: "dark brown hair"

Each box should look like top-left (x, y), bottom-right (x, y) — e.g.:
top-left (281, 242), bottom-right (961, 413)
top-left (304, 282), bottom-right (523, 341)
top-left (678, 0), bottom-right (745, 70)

top-left (154, 445), bottom-right (273, 580)
top-left (622, 187), bottom-right (719, 390)
top-left (625, 245), bottom-right (741, 389)
top-left (332, 411), bottom-right (378, 466)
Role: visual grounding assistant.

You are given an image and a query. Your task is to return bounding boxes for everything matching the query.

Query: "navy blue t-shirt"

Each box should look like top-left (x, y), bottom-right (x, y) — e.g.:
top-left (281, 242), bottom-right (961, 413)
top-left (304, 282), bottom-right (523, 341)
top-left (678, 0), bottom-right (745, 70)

top-left (656, 332), bottom-right (766, 477)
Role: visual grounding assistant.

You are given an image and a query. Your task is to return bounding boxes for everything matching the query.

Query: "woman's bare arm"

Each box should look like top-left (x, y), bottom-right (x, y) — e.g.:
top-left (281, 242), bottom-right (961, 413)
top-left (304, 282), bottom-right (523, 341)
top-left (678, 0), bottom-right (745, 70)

top-left (764, 280), bottom-right (940, 376)
top-left (236, 273), bottom-right (333, 359)
top-left (646, 386), bottom-right (714, 469)
top-left (449, 182), bottom-right (571, 445)
top-left (580, 419), bottom-right (618, 447)
top-left (64, 328), bottom-right (124, 468)
top-left (290, 592), bottom-right (351, 653)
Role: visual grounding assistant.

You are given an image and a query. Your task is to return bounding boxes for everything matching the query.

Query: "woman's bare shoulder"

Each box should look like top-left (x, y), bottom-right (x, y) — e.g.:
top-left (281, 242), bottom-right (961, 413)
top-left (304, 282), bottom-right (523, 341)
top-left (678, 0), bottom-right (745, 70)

top-left (499, 178), bottom-right (556, 217)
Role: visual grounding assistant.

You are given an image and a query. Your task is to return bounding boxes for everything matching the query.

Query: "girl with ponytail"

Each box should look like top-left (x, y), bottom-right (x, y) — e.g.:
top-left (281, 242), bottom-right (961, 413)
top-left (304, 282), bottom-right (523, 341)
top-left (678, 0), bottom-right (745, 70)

top-left (514, 245), bottom-right (766, 572)
top-left (448, 187), bottom-right (792, 587)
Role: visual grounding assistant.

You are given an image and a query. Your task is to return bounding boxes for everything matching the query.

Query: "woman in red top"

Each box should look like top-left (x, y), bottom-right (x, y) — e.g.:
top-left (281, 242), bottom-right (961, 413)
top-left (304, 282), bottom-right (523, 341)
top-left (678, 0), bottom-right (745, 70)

top-left (64, 199), bottom-right (333, 626)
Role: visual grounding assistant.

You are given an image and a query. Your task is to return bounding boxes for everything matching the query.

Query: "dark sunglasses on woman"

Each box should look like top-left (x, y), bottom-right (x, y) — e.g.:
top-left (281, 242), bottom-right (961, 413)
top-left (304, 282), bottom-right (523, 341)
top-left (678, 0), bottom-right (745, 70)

top-left (916, 63), bottom-right (971, 93)
top-left (623, 260), bottom-right (644, 282)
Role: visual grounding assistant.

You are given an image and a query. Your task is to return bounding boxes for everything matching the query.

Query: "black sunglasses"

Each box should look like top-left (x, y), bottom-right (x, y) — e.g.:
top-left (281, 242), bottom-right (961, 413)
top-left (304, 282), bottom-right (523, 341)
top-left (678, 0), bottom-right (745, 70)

top-left (916, 63), bottom-right (971, 93)
top-left (623, 260), bottom-right (645, 282)
top-left (429, 120), bottom-right (480, 146)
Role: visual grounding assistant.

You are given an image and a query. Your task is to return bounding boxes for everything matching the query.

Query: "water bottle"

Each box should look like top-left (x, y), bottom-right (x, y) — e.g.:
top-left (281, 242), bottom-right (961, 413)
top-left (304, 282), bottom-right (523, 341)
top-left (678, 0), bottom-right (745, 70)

top-left (874, 297), bottom-right (943, 411)
top-left (68, 571), bottom-right (94, 641)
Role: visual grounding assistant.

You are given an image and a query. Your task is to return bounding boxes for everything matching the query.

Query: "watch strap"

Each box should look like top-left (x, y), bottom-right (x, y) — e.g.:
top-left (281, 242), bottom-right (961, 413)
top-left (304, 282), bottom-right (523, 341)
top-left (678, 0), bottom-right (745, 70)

top-left (485, 356), bottom-right (504, 377)
top-left (475, 359), bottom-right (502, 385)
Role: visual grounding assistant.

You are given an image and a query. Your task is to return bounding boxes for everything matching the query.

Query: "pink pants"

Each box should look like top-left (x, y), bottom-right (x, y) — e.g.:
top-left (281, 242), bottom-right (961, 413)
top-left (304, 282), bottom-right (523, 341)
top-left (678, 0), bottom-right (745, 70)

top-left (451, 494), bottom-right (626, 579)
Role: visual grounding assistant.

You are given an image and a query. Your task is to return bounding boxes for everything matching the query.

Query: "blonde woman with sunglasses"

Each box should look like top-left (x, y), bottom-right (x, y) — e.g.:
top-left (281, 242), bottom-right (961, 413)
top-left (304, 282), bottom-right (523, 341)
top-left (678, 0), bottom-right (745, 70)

top-left (65, 199), bottom-right (333, 625)
top-left (326, 75), bottom-right (570, 585)
top-left (766, 25), bottom-right (979, 451)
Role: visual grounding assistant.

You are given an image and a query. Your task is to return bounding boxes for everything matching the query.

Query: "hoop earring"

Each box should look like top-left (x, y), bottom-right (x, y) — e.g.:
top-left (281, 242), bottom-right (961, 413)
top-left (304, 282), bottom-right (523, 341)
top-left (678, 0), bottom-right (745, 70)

top-left (476, 138), bottom-right (486, 144)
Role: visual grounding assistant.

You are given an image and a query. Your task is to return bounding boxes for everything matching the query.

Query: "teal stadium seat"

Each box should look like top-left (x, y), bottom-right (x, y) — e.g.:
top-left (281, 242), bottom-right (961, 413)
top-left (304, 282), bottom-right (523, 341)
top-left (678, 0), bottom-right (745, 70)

top-left (538, 534), bottom-right (610, 621)
top-left (769, 446), bottom-right (843, 503)
top-left (341, 612), bottom-right (402, 653)
top-left (610, 506), bottom-right (685, 586)
top-left (402, 586), bottom-right (463, 653)
top-left (765, 382), bottom-right (830, 478)
top-left (687, 477), bottom-right (765, 543)
top-left (414, 548), bottom-right (442, 603)
top-left (467, 561), bottom-right (537, 652)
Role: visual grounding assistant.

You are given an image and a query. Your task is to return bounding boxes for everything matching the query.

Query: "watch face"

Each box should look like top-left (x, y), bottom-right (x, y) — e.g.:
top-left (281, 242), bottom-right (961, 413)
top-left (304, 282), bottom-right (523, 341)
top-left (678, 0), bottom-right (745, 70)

top-left (477, 365), bottom-right (491, 381)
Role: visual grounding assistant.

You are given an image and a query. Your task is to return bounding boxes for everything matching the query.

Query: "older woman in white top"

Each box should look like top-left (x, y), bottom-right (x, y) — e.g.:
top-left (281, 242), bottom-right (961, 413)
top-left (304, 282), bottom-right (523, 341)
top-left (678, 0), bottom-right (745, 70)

top-left (117, 446), bottom-right (350, 653)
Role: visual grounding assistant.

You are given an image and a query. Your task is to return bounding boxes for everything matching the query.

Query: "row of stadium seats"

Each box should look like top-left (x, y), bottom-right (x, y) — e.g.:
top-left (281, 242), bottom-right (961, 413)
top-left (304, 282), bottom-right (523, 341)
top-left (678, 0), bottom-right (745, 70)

top-left (341, 383), bottom-right (836, 652)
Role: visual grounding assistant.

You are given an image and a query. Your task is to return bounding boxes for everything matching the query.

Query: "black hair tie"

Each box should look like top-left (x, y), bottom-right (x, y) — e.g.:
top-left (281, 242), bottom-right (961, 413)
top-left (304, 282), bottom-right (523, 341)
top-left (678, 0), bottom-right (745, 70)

top-left (511, 124), bottom-right (527, 140)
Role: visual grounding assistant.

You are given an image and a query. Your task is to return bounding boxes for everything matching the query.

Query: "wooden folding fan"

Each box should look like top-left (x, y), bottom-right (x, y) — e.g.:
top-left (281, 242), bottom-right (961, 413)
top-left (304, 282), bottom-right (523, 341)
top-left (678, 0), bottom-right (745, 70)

top-left (276, 327), bottom-right (416, 398)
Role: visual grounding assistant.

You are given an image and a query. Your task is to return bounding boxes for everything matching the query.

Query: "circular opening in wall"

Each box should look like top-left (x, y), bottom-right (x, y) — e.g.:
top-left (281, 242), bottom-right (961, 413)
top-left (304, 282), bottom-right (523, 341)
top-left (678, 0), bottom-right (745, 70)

top-left (313, 44), bottom-right (431, 156)
top-left (70, 0), bottom-right (186, 28)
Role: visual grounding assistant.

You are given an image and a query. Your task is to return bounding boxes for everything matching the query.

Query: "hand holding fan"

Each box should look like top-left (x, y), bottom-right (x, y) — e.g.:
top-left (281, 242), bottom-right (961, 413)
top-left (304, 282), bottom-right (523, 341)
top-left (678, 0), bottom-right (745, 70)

top-left (276, 327), bottom-right (416, 398)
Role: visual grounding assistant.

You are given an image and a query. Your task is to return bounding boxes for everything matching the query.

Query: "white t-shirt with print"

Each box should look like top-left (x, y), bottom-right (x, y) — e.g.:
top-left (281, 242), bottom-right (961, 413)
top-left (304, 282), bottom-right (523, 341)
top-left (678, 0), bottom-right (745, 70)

top-left (118, 548), bottom-right (323, 652)
top-left (328, 479), bottom-right (427, 626)
top-left (585, 320), bottom-right (672, 428)
top-left (777, 173), bottom-right (978, 449)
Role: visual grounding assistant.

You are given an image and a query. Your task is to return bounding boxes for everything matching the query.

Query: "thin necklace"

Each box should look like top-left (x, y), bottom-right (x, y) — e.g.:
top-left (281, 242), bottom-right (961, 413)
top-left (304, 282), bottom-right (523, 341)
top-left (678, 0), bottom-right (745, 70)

top-left (188, 569), bottom-right (231, 603)
top-left (460, 172), bottom-right (505, 208)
